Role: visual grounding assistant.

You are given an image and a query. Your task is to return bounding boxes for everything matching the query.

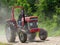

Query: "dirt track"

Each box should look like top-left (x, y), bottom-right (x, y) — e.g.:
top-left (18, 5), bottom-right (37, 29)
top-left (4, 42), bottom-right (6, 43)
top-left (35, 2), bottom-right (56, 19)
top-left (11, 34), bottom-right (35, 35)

top-left (0, 35), bottom-right (60, 45)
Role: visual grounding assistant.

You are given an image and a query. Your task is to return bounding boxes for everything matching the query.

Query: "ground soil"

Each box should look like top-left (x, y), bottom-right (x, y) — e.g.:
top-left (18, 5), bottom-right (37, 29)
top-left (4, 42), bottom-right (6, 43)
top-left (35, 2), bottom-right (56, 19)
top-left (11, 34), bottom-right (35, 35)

top-left (0, 35), bottom-right (60, 45)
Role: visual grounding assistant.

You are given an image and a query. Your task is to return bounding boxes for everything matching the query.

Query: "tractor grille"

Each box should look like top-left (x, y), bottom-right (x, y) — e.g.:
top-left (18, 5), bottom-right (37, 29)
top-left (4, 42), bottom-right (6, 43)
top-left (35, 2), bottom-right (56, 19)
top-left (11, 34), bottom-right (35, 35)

top-left (29, 22), bottom-right (38, 29)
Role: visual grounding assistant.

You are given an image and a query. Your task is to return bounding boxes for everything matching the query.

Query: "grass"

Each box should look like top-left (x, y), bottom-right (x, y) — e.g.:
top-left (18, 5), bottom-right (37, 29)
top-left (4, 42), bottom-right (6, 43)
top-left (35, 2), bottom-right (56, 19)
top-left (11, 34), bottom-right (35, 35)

top-left (0, 42), bottom-right (13, 45)
top-left (0, 42), bottom-right (6, 45)
top-left (38, 21), bottom-right (60, 37)
top-left (0, 42), bottom-right (7, 45)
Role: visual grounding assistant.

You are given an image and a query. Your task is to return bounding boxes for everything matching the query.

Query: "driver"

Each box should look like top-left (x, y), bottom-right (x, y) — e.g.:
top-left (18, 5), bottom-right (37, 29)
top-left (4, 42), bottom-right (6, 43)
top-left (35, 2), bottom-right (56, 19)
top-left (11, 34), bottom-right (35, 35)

top-left (18, 9), bottom-right (25, 25)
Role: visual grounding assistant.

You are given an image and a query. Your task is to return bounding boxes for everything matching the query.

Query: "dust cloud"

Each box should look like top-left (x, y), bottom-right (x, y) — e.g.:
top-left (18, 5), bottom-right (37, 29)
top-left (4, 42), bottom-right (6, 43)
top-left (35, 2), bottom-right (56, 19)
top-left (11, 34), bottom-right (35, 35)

top-left (0, 4), bottom-right (11, 35)
top-left (0, 6), bottom-right (11, 25)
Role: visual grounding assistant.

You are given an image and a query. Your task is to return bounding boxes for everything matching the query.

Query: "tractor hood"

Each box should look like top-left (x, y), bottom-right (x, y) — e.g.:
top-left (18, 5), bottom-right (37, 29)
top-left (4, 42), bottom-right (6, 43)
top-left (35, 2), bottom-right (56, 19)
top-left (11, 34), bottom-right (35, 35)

top-left (22, 16), bottom-right (38, 22)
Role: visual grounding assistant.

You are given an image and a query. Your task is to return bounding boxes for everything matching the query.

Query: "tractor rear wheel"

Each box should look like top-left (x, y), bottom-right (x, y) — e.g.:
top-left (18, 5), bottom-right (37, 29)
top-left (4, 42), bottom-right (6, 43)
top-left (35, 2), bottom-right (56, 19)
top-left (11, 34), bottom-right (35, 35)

top-left (18, 31), bottom-right (27, 43)
top-left (39, 29), bottom-right (47, 40)
top-left (5, 21), bottom-right (16, 42)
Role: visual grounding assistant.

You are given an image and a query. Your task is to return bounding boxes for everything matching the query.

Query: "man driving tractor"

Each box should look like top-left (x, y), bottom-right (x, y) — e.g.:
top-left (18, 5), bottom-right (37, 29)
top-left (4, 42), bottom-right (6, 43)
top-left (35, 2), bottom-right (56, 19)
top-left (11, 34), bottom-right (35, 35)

top-left (18, 9), bottom-right (25, 26)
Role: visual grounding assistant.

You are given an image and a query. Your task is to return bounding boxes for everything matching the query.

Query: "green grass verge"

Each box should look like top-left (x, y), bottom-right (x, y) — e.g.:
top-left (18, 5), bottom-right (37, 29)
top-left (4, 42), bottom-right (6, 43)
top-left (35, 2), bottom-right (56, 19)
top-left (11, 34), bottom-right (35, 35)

top-left (0, 42), bottom-right (7, 45)
top-left (38, 22), bottom-right (60, 37)
top-left (0, 42), bottom-right (13, 45)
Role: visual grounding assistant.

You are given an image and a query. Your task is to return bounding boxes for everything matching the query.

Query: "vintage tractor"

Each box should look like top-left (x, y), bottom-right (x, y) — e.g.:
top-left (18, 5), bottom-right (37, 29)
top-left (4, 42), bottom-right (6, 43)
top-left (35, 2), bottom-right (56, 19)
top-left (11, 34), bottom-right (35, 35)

top-left (5, 6), bottom-right (48, 43)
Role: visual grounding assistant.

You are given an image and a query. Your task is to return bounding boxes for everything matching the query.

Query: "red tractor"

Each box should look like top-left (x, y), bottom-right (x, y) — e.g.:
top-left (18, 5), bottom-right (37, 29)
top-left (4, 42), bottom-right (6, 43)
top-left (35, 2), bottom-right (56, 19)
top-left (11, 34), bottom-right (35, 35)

top-left (5, 6), bottom-right (48, 43)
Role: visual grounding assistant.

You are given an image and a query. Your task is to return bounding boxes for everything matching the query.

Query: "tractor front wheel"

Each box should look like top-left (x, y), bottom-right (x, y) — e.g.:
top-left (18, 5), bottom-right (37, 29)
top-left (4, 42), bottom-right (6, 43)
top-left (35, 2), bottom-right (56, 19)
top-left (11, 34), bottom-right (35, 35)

top-left (39, 29), bottom-right (47, 40)
top-left (18, 31), bottom-right (27, 43)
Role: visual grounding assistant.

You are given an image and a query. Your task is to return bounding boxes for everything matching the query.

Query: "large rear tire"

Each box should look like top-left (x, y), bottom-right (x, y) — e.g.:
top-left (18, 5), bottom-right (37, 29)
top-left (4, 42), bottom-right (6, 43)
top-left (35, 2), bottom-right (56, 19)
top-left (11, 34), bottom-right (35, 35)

top-left (39, 29), bottom-right (47, 40)
top-left (5, 21), bottom-right (16, 42)
top-left (18, 31), bottom-right (27, 43)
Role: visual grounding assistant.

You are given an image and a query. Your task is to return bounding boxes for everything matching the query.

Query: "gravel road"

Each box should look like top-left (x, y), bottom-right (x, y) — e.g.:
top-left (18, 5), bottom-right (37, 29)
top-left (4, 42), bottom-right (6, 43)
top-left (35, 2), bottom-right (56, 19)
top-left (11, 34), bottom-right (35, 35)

top-left (0, 35), bottom-right (60, 45)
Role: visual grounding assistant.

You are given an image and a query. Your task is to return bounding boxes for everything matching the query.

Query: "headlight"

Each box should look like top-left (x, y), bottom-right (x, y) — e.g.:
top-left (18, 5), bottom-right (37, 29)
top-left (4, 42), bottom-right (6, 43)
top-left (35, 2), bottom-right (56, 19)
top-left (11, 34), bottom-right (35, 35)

top-left (37, 22), bottom-right (38, 25)
top-left (30, 23), bottom-right (33, 26)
